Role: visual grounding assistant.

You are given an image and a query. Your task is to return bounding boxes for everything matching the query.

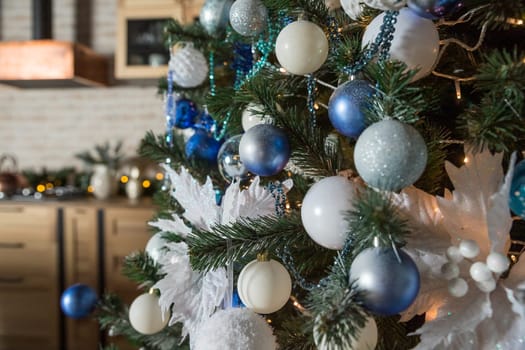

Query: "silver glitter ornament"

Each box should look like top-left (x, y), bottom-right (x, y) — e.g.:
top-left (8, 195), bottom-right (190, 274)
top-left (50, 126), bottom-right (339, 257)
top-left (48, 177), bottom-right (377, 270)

top-left (217, 134), bottom-right (250, 182)
top-left (200, 0), bottom-right (234, 36)
top-left (229, 0), bottom-right (268, 37)
top-left (354, 119), bottom-right (427, 192)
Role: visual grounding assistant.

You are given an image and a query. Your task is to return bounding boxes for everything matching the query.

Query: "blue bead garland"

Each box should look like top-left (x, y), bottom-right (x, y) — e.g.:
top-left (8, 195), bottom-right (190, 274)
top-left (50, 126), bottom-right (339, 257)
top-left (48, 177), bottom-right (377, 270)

top-left (165, 69), bottom-right (175, 146)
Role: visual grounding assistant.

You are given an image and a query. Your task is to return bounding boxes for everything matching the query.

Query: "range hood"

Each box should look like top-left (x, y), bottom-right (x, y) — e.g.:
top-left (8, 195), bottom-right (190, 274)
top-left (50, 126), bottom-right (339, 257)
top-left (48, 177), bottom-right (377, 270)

top-left (0, 0), bottom-right (108, 88)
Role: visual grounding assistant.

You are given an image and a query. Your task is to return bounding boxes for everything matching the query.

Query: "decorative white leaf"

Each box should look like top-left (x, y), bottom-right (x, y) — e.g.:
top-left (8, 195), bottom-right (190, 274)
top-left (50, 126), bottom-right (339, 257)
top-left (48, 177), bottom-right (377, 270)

top-left (163, 165), bottom-right (219, 230)
top-left (149, 214), bottom-right (192, 238)
top-left (154, 242), bottom-right (228, 340)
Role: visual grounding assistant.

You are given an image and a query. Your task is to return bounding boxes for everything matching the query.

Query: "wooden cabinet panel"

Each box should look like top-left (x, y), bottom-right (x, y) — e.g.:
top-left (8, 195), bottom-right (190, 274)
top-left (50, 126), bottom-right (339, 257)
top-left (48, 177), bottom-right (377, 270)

top-left (0, 205), bottom-right (56, 242)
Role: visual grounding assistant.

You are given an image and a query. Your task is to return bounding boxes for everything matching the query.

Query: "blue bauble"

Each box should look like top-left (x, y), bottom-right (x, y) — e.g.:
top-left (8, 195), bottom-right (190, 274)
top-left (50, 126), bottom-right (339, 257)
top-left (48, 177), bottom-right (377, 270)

top-left (175, 98), bottom-right (199, 129)
top-left (510, 159), bottom-right (525, 219)
top-left (60, 284), bottom-right (98, 319)
top-left (408, 0), bottom-right (463, 19)
top-left (217, 134), bottom-right (250, 183)
top-left (350, 247), bottom-right (420, 316)
top-left (239, 124), bottom-right (290, 176)
top-left (200, 0), bottom-right (234, 36)
top-left (328, 79), bottom-right (374, 139)
top-left (185, 130), bottom-right (223, 164)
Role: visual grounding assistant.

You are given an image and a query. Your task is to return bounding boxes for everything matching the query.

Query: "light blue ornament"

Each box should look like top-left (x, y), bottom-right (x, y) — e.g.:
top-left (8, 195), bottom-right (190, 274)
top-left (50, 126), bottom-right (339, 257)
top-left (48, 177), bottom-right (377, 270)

top-left (217, 134), bottom-right (250, 183)
top-left (328, 79), bottom-right (374, 139)
top-left (200, 0), bottom-right (234, 36)
top-left (60, 284), bottom-right (98, 319)
top-left (510, 159), bottom-right (525, 219)
top-left (239, 124), bottom-right (290, 176)
top-left (350, 247), bottom-right (420, 316)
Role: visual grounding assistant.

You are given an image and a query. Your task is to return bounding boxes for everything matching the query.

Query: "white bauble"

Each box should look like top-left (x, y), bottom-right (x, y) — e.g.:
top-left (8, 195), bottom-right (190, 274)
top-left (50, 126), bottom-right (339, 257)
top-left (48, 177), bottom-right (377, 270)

top-left (301, 176), bottom-right (356, 250)
top-left (242, 103), bottom-right (272, 131)
top-left (469, 262), bottom-right (492, 282)
top-left (441, 262), bottom-right (460, 280)
top-left (486, 252), bottom-right (510, 274)
top-left (362, 8), bottom-right (439, 81)
top-left (145, 232), bottom-right (167, 263)
top-left (446, 246), bottom-right (464, 263)
top-left (316, 316), bottom-right (378, 350)
top-left (169, 44), bottom-right (209, 88)
top-left (275, 20), bottom-right (329, 75)
top-left (476, 277), bottom-right (496, 293)
top-left (128, 293), bottom-right (169, 335)
top-left (193, 308), bottom-right (277, 350)
top-left (448, 278), bottom-right (468, 298)
top-left (237, 259), bottom-right (292, 314)
top-left (459, 239), bottom-right (480, 259)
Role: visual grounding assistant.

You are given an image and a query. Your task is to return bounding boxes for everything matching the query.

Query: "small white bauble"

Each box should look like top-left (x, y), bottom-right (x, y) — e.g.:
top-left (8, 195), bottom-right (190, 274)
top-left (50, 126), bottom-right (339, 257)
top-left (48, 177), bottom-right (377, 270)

top-left (446, 246), bottom-right (464, 263)
top-left (469, 262), bottom-right (492, 282)
top-left (128, 293), bottom-right (169, 335)
top-left (362, 8), bottom-right (439, 81)
top-left (441, 262), bottom-right (460, 280)
top-left (275, 20), bottom-right (329, 75)
top-left (237, 258), bottom-right (292, 314)
top-left (476, 277), bottom-right (497, 293)
top-left (316, 316), bottom-right (378, 350)
top-left (242, 103), bottom-right (272, 131)
top-left (169, 44), bottom-right (209, 88)
top-left (459, 239), bottom-right (480, 259)
top-left (448, 278), bottom-right (468, 298)
top-left (193, 308), bottom-right (277, 350)
top-left (301, 176), bottom-right (356, 250)
top-left (486, 252), bottom-right (510, 274)
top-left (145, 232), bottom-right (167, 264)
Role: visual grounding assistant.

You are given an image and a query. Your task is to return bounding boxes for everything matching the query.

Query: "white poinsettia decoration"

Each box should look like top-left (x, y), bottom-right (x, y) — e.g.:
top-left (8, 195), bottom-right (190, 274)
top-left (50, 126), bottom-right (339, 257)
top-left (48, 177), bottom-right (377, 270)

top-left (148, 166), bottom-right (293, 341)
top-left (393, 149), bottom-right (525, 349)
top-left (341, 0), bottom-right (407, 20)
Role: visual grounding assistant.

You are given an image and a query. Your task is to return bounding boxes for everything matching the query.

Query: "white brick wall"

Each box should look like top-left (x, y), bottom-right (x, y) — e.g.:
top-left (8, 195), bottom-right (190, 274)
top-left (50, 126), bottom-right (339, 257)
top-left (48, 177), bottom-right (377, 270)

top-left (0, 0), bottom-right (168, 171)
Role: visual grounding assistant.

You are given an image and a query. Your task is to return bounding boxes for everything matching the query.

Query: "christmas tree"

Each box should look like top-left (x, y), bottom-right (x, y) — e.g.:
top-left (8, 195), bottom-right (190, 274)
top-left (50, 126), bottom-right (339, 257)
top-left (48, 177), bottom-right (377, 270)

top-left (96, 0), bottom-right (525, 349)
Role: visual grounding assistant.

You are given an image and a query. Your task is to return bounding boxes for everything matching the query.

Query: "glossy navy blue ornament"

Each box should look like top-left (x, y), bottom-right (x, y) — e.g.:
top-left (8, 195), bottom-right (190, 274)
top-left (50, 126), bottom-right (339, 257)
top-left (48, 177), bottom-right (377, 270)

top-left (239, 124), bottom-right (290, 176)
top-left (175, 98), bottom-right (199, 129)
top-left (60, 284), bottom-right (98, 319)
top-left (350, 247), bottom-right (420, 316)
top-left (509, 159), bottom-right (525, 219)
top-left (408, 0), bottom-right (463, 19)
top-left (328, 79), bottom-right (374, 139)
top-left (185, 130), bottom-right (223, 164)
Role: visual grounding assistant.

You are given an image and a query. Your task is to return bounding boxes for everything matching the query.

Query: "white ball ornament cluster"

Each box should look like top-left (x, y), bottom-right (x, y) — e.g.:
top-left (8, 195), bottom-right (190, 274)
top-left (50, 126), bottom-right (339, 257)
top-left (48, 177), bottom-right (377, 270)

top-left (442, 239), bottom-right (510, 298)
top-left (362, 8), bottom-right (439, 81)
top-left (169, 44), bottom-right (209, 88)
top-left (193, 308), bottom-right (277, 350)
top-left (128, 292), bottom-right (169, 335)
top-left (275, 20), bottom-right (329, 75)
top-left (301, 176), bottom-right (357, 250)
top-left (237, 257), bottom-right (292, 314)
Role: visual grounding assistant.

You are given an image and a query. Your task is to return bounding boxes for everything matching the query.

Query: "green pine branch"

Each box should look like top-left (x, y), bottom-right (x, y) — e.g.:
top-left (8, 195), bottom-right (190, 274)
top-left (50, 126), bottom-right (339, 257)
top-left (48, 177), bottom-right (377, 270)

top-left (122, 252), bottom-right (165, 291)
top-left (468, 0), bottom-right (525, 29)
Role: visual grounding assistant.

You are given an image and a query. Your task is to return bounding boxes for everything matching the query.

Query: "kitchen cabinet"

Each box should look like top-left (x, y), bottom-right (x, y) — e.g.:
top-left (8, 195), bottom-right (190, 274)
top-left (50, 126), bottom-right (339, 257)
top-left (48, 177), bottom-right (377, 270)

top-left (0, 204), bottom-right (60, 350)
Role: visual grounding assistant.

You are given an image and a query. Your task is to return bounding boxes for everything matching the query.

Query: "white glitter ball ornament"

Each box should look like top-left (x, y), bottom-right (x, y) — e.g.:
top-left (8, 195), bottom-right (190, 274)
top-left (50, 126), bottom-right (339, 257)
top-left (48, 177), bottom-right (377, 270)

top-left (229, 0), bottom-right (268, 37)
top-left (275, 20), bottom-right (329, 75)
top-left (353, 119), bottom-right (428, 192)
top-left (193, 308), bottom-right (277, 350)
top-left (169, 44), bottom-right (209, 88)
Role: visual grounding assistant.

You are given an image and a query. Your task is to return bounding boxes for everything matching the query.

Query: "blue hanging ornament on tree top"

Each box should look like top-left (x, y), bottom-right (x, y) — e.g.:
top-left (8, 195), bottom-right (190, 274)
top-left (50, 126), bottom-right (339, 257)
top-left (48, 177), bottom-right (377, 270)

top-left (408, 0), bottom-right (463, 19)
top-left (60, 284), bottom-right (98, 319)
top-left (328, 79), bottom-right (374, 139)
top-left (175, 98), bottom-right (199, 129)
top-left (349, 247), bottom-right (420, 316)
top-left (510, 159), bottom-right (525, 219)
top-left (239, 124), bottom-right (290, 176)
top-left (185, 130), bottom-right (223, 164)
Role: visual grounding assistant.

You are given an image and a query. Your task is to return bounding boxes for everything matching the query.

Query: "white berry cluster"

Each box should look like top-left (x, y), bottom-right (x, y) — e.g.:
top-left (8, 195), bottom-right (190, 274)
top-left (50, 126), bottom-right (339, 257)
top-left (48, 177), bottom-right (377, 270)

top-left (440, 239), bottom-right (510, 298)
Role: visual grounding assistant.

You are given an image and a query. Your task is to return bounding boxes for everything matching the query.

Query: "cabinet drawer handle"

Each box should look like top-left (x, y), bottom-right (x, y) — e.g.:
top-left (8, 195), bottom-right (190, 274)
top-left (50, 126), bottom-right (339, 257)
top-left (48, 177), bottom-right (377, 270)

top-left (0, 242), bottom-right (25, 249)
top-left (0, 277), bottom-right (24, 284)
top-left (0, 207), bottom-right (23, 213)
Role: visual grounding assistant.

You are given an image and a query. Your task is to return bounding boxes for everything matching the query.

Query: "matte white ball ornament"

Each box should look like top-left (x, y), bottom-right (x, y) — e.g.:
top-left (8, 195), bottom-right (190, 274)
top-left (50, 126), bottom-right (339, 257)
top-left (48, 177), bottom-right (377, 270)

top-left (193, 308), bottom-right (277, 350)
top-left (315, 316), bottom-right (378, 350)
top-left (362, 8), bottom-right (439, 81)
top-left (242, 103), bottom-right (271, 131)
top-left (441, 262), bottom-right (460, 280)
top-left (486, 252), bottom-right (510, 274)
top-left (459, 239), bottom-right (480, 259)
top-left (476, 277), bottom-right (497, 293)
top-left (469, 262), bottom-right (492, 282)
top-left (128, 292), bottom-right (169, 335)
top-left (145, 233), bottom-right (167, 264)
top-left (446, 246), bottom-right (464, 263)
top-left (169, 44), bottom-right (209, 88)
top-left (448, 278), bottom-right (468, 298)
top-left (301, 176), bottom-right (356, 250)
top-left (237, 258), bottom-right (292, 314)
top-left (275, 20), bottom-right (329, 75)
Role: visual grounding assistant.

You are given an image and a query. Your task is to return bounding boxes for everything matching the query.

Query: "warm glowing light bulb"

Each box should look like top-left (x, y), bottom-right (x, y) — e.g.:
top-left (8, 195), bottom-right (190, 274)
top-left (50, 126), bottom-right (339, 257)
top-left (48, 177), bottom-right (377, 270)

top-left (464, 157), bottom-right (469, 164)
top-left (87, 185), bottom-right (94, 193)
top-left (120, 175), bottom-right (129, 184)
top-left (36, 184), bottom-right (46, 193)
top-left (142, 180), bottom-right (151, 188)
top-left (155, 172), bottom-right (164, 181)
top-left (46, 183), bottom-right (54, 190)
